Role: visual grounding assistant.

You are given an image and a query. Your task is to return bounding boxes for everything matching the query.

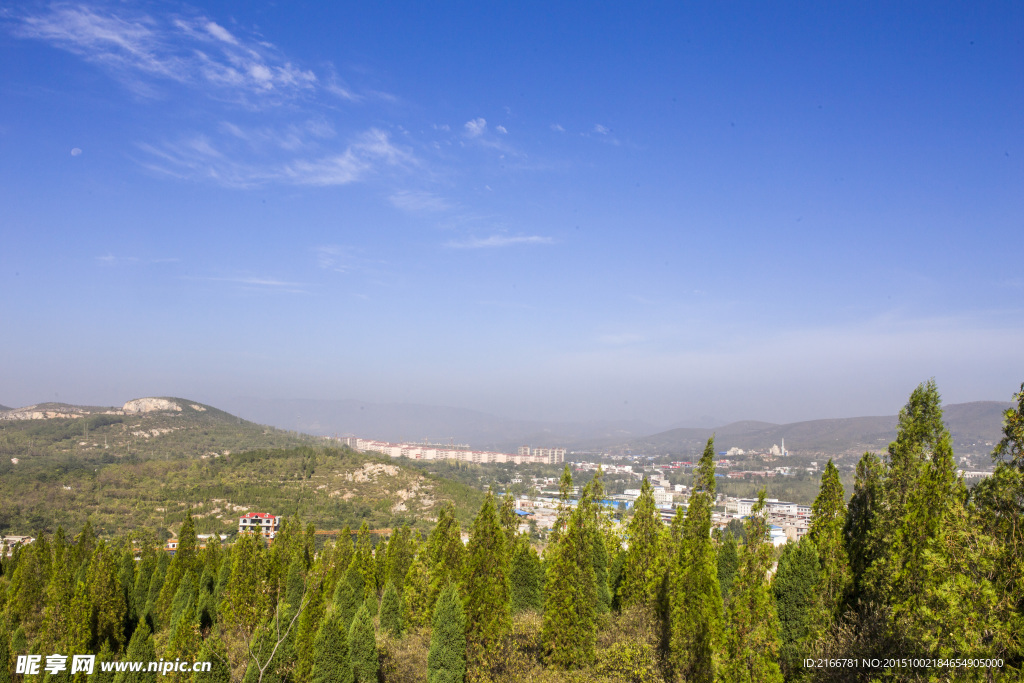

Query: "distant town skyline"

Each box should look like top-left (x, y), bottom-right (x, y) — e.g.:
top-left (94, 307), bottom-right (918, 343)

top-left (1, 2), bottom-right (1022, 424)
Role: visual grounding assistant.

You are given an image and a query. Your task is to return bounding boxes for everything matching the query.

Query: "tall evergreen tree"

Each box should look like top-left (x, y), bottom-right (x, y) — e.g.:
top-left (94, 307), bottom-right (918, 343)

top-left (0, 622), bottom-right (11, 683)
top-left (843, 451), bottom-right (884, 607)
top-left (499, 492), bottom-right (518, 548)
top-left (618, 478), bottom-right (665, 611)
top-left (112, 620), bottom-right (156, 683)
top-left (156, 511), bottom-right (198, 625)
top-left (463, 492), bottom-right (511, 675)
top-left (192, 635), bottom-right (231, 683)
top-left (354, 523), bottom-right (376, 605)
top-left (384, 525), bottom-right (414, 592)
top-left (720, 491), bottom-right (783, 683)
top-left (310, 610), bottom-right (353, 683)
top-left (541, 484), bottom-right (597, 668)
top-left (221, 531), bottom-right (267, 634)
top-left (88, 542), bottom-right (127, 652)
top-left (379, 581), bottom-right (404, 637)
top-left (284, 555), bottom-right (305, 613)
top-left (509, 537), bottom-right (542, 613)
top-left (809, 459), bottom-right (849, 619)
top-left (718, 531), bottom-right (740, 608)
top-left (348, 602), bottom-right (378, 683)
top-left (402, 552), bottom-right (432, 630)
top-left (428, 583), bottom-right (466, 683)
top-left (863, 380), bottom-right (948, 603)
top-left (335, 556), bottom-right (363, 630)
top-left (973, 383), bottom-right (1024, 668)
top-left (772, 538), bottom-right (823, 680)
top-left (426, 504), bottom-right (465, 610)
top-left (551, 465), bottom-right (574, 542)
top-left (670, 437), bottom-right (722, 683)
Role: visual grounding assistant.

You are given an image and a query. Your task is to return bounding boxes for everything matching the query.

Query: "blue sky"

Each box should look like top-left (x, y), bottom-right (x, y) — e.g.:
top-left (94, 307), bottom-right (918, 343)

top-left (1, 1), bottom-right (1022, 425)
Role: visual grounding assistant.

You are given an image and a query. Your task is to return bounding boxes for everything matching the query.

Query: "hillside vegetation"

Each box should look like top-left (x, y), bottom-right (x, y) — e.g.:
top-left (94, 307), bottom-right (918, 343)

top-left (0, 398), bottom-right (484, 538)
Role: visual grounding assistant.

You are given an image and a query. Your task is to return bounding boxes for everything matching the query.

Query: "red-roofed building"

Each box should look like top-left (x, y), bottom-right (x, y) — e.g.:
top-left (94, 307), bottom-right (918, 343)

top-left (238, 512), bottom-right (279, 539)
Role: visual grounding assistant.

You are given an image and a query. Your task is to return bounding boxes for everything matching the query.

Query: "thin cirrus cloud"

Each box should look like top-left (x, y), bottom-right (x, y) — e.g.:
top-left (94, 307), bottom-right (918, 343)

top-left (446, 234), bottom-right (555, 249)
top-left (137, 127), bottom-right (414, 188)
top-left (388, 190), bottom-right (451, 213)
top-left (11, 4), bottom-right (323, 102)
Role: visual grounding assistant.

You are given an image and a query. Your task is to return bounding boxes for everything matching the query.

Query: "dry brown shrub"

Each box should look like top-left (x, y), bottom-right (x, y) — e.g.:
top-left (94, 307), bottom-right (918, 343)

top-left (379, 626), bottom-right (430, 683)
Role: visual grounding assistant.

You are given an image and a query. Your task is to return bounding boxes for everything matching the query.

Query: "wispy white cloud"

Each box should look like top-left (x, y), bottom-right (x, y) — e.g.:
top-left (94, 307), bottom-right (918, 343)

top-left (70, 147), bottom-right (82, 156)
top-left (316, 245), bottom-right (350, 272)
top-left (185, 275), bottom-right (310, 294)
top-left (495, 125), bottom-right (507, 134)
top-left (388, 190), bottom-right (451, 213)
top-left (550, 123), bottom-right (565, 132)
top-left (592, 123), bottom-right (610, 135)
top-left (11, 5), bottom-right (333, 104)
top-left (96, 253), bottom-right (178, 265)
top-left (446, 234), bottom-right (554, 249)
top-left (464, 118), bottom-right (487, 138)
top-left (139, 127), bottom-right (414, 188)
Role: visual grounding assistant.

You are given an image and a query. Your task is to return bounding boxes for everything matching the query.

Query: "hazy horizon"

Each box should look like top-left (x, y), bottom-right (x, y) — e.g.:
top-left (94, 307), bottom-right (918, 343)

top-left (2, 3), bottom-right (1022, 425)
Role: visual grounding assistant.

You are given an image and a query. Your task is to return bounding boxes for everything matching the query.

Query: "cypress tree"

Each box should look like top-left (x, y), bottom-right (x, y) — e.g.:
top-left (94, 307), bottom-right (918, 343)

top-left (509, 537), bottom-right (542, 613)
top-left (132, 547), bottom-right (157, 626)
top-left (88, 543), bottom-right (127, 652)
top-left (463, 492), bottom-right (511, 674)
top-left (310, 610), bottom-right (353, 683)
top-left (718, 531), bottom-right (739, 607)
top-left (720, 491), bottom-right (783, 683)
top-left (428, 583), bottom-right (466, 683)
top-left (843, 451), bottom-right (884, 607)
top-left (385, 525), bottom-right (414, 591)
top-left (328, 527), bottom-right (354, 596)
top-left (354, 523), bottom-right (377, 609)
top-left (379, 581), bottom-right (404, 637)
top-left (403, 552), bottom-right (431, 629)
top-left (113, 620), bottom-right (156, 683)
top-left (617, 478), bottom-right (665, 611)
top-left (772, 538), bottom-right (823, 680)
top-left (426, 504), bottom-right (465, 610)
top-left (810, 459), bottom-right (849, 620)
top-left (156, 511), bottom-right (198, 625)
top-left (670, 437), bottom-right (722, 683)
top-left (349, 602), bottom-right (378, 683)
top-left (192, 635), bottom-right (231, 683)
top-left (499, 492), bottom-right (518, 548)
top-left (221, 531), bottom-right (267, 633)
top-left (284, 555), bottom-right (304, 612)
top-left (0, 621), bottom-right (11, 683)
top-left (973, 383), bottom-right (1024, 667)
top-left (551, 465), bottom-right (574, 542)
top-left (374, 534), bottom-right (390, 597)
top-left (335, 556), bottom-right (363, 629)
top-left (541, 486), bottom-right (597, 668)
top-left (863, 380), bottom-right (948, 603)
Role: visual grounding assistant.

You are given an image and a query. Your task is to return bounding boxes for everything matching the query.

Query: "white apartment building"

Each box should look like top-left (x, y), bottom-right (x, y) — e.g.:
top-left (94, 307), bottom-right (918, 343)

top-left (735, 498), bottom-right (811, 519)
top-left (352, 439), bottom-right (563, 465)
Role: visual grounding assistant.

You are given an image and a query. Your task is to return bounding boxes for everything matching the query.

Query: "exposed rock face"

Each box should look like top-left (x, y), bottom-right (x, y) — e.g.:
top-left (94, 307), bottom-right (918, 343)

top-left (0, 406), bottom-right (85, 420)
top-left (122, 398), bottom-right (182, 414)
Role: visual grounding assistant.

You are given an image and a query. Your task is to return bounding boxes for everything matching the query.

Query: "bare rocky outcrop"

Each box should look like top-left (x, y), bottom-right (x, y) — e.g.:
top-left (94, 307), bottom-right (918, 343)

top-left (0, 406), bottom-right (85, 420)
top-left (122, 398), bottom-right (182, 414)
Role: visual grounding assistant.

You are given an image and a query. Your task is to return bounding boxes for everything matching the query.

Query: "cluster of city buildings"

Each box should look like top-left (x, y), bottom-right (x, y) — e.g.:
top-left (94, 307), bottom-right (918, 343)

top-left (337, 437), bottom-right (565, 465)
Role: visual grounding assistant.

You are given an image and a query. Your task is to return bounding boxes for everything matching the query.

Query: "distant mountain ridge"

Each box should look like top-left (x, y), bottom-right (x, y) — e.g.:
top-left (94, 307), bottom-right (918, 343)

top-left (618, 401), bottom-right (1010, 458)
top-left (218, 396), bottom-right (1010, 458)
top-left (220, 397), bottom-right (662, 451)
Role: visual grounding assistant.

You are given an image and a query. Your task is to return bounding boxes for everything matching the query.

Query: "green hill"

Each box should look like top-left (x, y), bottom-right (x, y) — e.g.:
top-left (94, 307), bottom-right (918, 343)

top-left (0, 397), bottom-right (485, 538)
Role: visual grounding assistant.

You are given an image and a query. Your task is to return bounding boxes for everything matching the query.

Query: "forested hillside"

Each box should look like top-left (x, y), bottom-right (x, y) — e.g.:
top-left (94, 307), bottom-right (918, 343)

top-left (1, 380), bottom-right (1021, 682)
